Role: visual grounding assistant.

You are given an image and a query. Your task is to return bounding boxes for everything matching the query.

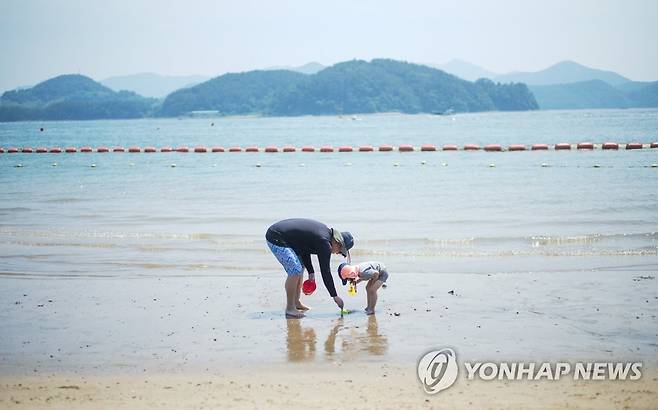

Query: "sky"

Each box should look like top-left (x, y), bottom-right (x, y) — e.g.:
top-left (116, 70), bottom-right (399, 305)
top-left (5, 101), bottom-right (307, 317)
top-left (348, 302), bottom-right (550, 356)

top-left (1, 0), bottom-right (657, 92)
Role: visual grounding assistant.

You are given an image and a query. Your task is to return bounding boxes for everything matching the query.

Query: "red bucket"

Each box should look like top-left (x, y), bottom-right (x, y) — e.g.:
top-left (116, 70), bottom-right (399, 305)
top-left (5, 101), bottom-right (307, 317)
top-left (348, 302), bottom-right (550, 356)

top-left (302, 279), bottom-right (317, 295)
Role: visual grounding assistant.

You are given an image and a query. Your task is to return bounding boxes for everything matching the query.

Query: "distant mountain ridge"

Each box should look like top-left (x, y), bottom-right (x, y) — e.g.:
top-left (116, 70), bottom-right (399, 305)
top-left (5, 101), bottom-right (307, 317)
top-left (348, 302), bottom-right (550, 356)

top-left (494, 60), bottom-right (630, 86)
top-left (264, 62), bottom-right (326, 75)
top-left (101, 73), bottom-right (210, 98)
top-left (0, 74), bottom-right (157, 121)
top-left (432, 59), bottom-right (497, 81)
top-left (159, 59), bottom-right (538, 117)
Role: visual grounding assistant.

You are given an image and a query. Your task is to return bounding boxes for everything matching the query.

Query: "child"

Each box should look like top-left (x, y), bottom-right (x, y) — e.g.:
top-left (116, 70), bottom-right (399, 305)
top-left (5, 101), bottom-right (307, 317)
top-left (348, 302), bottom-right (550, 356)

top-left (337, 261), bottom-right (389, 315)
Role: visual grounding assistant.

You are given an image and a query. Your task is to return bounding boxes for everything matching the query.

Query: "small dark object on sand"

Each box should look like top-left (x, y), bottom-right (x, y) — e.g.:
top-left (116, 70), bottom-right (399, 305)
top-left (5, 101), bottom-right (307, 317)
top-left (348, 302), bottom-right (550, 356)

top-left (448, 290), bottom-right (455, 295)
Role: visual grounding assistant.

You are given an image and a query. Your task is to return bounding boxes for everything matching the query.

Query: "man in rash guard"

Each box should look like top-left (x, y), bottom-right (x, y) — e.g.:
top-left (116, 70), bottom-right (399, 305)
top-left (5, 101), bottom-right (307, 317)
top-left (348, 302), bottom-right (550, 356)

top-left (266, 218), bottom-right (354, 318)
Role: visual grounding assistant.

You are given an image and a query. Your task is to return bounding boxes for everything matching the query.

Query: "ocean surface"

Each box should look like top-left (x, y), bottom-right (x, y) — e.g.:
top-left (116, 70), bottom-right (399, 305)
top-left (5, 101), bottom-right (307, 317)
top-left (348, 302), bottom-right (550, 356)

top-left (1, 109), bottom-right (657, 278)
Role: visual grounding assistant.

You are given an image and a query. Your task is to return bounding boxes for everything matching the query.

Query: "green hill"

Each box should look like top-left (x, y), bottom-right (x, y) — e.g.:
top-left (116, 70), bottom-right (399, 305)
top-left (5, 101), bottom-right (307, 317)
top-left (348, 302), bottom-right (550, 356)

top-left (159, 59), bottom-right (538, 117)
top-left (159, 70), bottom-right (306, 117)
top-left (0, 74), bottom-right (158, 121)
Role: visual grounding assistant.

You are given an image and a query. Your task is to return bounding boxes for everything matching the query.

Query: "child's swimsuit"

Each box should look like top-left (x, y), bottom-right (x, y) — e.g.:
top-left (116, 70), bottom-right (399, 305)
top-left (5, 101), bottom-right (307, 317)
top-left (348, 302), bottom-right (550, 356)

top-left (357, 261), bottom-right (389, 283)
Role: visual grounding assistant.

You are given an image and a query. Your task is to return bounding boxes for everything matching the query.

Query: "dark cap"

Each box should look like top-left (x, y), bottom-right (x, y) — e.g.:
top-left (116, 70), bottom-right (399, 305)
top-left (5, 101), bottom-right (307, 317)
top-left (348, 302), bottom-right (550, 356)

top-left (332, 229), bottom-right (354, 261)
top-left (337, 262), bottom-right (349, 285)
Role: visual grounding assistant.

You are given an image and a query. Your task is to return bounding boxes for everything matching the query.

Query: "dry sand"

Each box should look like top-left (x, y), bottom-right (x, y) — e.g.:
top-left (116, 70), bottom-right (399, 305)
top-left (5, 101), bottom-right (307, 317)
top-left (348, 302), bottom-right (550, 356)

top-left (2, 362), bottom-right (657, 409)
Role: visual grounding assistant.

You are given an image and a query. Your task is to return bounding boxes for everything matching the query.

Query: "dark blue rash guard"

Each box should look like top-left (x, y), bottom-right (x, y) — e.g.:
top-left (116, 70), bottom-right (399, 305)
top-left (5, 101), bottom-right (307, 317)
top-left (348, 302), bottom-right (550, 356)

top-left (266, 218), bottom-right (337, 297)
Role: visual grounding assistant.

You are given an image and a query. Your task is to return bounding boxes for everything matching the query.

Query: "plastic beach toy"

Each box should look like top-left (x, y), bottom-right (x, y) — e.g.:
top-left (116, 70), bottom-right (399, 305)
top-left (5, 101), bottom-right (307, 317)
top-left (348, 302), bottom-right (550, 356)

top-left (302, 279), bottom-right (317, 295)
top-left (348, 281), bottom-right (357, 296)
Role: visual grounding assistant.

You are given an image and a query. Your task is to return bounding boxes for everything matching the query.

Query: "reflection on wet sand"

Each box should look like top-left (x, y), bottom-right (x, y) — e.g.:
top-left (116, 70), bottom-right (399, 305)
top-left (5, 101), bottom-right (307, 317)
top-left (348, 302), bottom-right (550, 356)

top-left (286, 315), bottom-right (388, 362)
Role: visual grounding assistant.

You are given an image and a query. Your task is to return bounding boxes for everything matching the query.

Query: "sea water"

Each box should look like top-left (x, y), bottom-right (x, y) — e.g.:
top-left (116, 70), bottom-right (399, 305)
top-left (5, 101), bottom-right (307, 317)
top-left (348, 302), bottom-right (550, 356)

top-left (1, 109), bottom-right (657, 278)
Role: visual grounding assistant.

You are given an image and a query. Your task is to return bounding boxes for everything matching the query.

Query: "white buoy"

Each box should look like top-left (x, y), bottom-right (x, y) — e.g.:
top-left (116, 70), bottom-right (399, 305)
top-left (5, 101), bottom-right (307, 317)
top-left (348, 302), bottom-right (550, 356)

top-left (299, 163), bottom-right (305, 167)
top-left (393, 162), bottom-right (400, 167)
top-left (489, 163), bottom-right (495, 168)
top-left (255, 163), bottom-right (262, 167)
top-left (90, 164), bottom-right (96, 168)
top-left (345, 162), bottom-right (352, 166)
top-left (442, 163), bottom-right (448, 167)
top-left (129, 162), bottom-right (135, 167)
top-left (541, 163), bottom-right (549, 167)
top-left (420, 160), bottom-right (427, 165)
top-left (651, 164), bottom-right (657, 168)
top-left (15, 164), bottom-right (23, 168)
top-left (170, 164), bottom-right (176, 168)
top-left (593, 164), bottom-right (601, 168)
top-left (52, 163), bottom-right (58, 167)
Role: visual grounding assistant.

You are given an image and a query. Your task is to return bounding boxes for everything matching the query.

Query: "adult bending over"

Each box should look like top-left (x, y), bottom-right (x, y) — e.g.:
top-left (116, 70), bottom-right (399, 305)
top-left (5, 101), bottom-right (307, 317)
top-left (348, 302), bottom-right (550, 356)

top-left (266, 218), bottom-right (354, 318)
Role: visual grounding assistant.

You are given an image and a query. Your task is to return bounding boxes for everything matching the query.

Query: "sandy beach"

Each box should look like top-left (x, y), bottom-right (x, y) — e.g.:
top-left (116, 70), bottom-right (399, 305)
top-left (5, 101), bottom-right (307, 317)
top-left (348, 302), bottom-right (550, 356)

top-left (1, 265), bottom-right (657, 408)
top-left (2, 362), bottom-right (658, 409)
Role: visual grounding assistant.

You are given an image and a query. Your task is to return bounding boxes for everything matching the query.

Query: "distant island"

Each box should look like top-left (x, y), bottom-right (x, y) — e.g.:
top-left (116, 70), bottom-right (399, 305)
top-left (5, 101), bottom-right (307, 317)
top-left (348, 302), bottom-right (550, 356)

top-left (437, 60), bottom-right (658, 110)
top-left (159, 59), bottom-right (538, 117)
top-left (0, 75), bottom-right (158, 121)
top-left (0, 59), bottom-right (537, 121)
top-left (2, 58), bottom-right (658, 122)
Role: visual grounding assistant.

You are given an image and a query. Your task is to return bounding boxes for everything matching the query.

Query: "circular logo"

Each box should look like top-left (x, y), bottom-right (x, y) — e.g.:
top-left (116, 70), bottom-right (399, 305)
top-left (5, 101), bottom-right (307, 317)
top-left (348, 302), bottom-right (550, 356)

top-left (417, 348), bottom-right (458, 394)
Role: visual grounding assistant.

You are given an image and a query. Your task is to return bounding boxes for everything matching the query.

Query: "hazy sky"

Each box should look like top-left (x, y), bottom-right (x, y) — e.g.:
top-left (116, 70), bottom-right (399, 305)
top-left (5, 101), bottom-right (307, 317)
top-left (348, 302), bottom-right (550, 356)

top-left (1, 0), bottom-right (657, 91)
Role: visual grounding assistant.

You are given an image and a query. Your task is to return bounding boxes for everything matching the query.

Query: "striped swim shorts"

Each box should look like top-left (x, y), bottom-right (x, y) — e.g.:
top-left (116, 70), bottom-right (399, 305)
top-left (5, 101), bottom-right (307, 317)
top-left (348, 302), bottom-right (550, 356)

top-left (266, 241), bottom-right (304, 276)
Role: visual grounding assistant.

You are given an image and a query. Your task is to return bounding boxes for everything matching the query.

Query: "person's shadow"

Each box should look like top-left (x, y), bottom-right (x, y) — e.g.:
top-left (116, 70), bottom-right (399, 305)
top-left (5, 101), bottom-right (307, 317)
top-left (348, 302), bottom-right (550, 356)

top-left (287, 315), bottom-right (388, 362)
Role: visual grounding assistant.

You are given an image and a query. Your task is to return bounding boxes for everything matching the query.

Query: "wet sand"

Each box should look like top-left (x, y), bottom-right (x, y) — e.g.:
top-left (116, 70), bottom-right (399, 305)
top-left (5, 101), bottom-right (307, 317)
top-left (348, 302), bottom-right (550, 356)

top-left (1, 267), bottom-right (657, 408)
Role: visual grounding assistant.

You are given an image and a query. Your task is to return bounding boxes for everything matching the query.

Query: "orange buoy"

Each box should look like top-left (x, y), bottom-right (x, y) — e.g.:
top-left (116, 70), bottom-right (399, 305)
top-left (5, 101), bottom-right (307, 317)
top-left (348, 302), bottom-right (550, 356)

top-left (399, 144), bottom-right (414, 152)
top-left (229, 146), bottom-right (242, 152)
top-left (626, 142), bottom-right (643, 150)
top-left (484, 144), bottom-right (502, 152)
top-left (211, 146), bottom-right (225, 153)
top-left (464, 144), bottom-right (480, 151)
top-left (555, 143), bottom-right (571, 150)
top-left (320, 146), bottom-right (334, 152)
top-left (113, 147), bottom-right (125, 152)
top-left (97, 147), bottom-right (110, 153)
top-left (50, 147), bottom-right (62, 153)
top-left (265, 146), bottom-right (279, 153)
top-left (301, 146), bottom-right (315, 152)
top-left (21, 147), bottom-right (34, 153)
top-left (650, 142), bottom-right (658, 148)
top-left (379, 144), bottom-right (394, 152)
top-left (338, 146), bottom-right (353, 152)
top-left (577, 142), bottom-right (594, 150)
top-left (128, 146), bottom-right (141, 153)
top-left (160, 146), bottom-right (173, 152)
top-left (508, 144), bottom-right (526, 151)
top-left (36, 147), bottom-right (48, 153)
top-left (282, 146), bottom-right (296, 152)
top-left (176, 146), bottom-right (190, 153)
top-left (194, 146), bottom-right (208, 153)
top-left (602, 142), bottom-right (619, 150)
top-left (359, 145), bottom-right (374, 152)
top-left (65, 147), bottom-right (77, 153)
top-left (144, 146), bottom-right (157, 153)
top-left (7, 147), bottom-right (19, 153)
top-left (442, 144), bottom-right (458, 151)
top-left (80, 146), bottom-right (93, 153)
top-left (420, 144), bottom-right (436, 151)
top-left (245, 146), bottom-right (259, 152)
top-left (531, 144), bottom-right (549, 150)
